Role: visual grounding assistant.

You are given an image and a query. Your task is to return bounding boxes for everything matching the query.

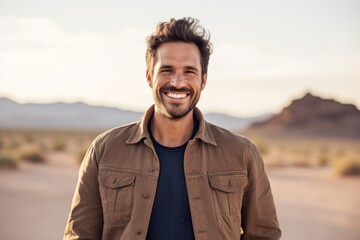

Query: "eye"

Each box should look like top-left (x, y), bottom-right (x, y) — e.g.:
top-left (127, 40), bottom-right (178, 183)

top-left (185, 70), bottom-right (196, 75)
top-left (161, 69), bottom-right (172, 73)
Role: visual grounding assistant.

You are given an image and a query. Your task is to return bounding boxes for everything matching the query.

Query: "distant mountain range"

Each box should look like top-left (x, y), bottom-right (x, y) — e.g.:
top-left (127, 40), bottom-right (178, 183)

top-left (0, 97), bottom-right (270, 131)
top-left (243, 93), bottom-right (360, 139)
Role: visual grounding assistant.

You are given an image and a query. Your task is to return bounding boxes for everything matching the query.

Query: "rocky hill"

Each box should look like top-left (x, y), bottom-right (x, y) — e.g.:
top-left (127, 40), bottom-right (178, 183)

top-left (244, 93), bottom-right (360, 139)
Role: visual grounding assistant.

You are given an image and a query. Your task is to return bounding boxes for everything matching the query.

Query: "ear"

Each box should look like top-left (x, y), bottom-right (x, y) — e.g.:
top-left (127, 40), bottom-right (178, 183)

top-left (146, 70), bottom-right (152, 88)
top-left (201, 73), bottom-right (207, 90)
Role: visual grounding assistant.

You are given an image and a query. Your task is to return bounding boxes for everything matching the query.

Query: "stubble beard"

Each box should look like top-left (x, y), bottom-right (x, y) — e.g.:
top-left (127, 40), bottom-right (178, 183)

top-left (156, 89), bottom-right (200, 120)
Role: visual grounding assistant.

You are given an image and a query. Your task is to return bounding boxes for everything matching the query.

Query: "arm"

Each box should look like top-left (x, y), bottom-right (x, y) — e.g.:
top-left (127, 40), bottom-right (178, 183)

top-left (64, 141), bottom-right (103, 240)
top-left (241, 143), bottom-right (281, 239)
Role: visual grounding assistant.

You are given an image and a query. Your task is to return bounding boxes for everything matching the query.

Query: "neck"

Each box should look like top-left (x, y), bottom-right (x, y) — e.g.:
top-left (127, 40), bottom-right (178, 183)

top-left (151, 109), bottom-right (194, 147)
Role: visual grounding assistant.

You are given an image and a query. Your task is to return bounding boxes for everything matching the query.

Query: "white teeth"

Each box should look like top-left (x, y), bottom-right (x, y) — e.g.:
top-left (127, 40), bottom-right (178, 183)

top-left (166, 92), bottom-right (187, 99)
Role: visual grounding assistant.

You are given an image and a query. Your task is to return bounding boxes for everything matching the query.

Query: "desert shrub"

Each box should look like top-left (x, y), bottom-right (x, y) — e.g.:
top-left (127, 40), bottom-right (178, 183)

top-left (0, 155), bottom-right (17, 169)
top-left (19, 148), bottom-right (46, 163)
top-left (334, 157), bottom-right (360, 176)
top-left (53, 139), bottom-right (66, 151)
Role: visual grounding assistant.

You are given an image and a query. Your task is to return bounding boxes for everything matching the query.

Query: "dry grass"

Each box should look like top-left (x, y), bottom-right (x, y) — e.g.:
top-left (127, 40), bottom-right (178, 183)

top-left (1, 129), bottom-right (360, 177)
top-left (0, 129), bottom-right (99, 167)
top-left (251, 136), bottom-right (360, 177)
top-left (333, 156), bottom-right (360, 176)
top-left (18, 147), bottom-right (46, 163)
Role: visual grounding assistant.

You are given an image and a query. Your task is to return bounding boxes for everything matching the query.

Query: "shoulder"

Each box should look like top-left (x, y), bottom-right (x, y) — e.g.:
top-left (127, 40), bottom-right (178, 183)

top-left (204, 121), bottom-right (262, 169)
top-left (93, 121), bottom-right (139, 147)
top-left (206, 121), bottom-right (254, 149)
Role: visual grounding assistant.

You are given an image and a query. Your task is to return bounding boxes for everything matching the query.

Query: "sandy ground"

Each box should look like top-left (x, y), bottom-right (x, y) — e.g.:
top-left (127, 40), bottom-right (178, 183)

top-left (0, 162), bottom-right (359, 240)
top-left (268, 167), bottom-right (360, 240)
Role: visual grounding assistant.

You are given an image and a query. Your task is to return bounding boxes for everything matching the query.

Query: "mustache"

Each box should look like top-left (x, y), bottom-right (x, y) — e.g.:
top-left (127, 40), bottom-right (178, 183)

top-left (160, 86), bottom-right (193, 94)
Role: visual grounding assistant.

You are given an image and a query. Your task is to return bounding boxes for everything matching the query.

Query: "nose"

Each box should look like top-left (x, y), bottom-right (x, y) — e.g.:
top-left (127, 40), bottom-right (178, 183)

top-left (170, 73), bottom-right (186, 88)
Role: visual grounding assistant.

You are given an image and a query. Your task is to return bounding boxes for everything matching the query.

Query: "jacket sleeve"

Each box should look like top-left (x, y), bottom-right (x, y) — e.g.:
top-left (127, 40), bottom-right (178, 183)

top-left (241, 142), bottom-right (281, 239)
top-left (64, 140), bottom-right (103, 240)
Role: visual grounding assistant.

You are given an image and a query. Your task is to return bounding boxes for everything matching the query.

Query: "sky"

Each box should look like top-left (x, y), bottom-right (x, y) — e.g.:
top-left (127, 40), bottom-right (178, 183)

top-left (0, 0), bottom-right (359, 117)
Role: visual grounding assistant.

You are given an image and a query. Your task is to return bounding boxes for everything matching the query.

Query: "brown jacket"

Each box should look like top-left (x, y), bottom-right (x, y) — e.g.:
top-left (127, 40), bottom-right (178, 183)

top-left (64, 106), bottom-right (281, 240)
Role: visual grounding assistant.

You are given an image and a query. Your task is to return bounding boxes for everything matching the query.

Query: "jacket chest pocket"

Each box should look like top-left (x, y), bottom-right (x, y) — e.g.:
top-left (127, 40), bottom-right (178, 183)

top-left (99, 170), bottom-right (136, 227)
top-left (208, 173), bottom-right (248, 237)
top-left (208, 173), bottom-right (247, 217)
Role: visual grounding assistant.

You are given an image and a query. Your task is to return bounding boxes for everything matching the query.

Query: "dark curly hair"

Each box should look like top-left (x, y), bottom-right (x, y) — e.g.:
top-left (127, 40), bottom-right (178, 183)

top-left (146, 17), bottom-right (213, 80)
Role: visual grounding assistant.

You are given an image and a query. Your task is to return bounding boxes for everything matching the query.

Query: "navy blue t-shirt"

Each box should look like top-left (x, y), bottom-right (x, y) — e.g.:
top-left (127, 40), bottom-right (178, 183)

top-left (146, 120), bottom-right (198, 240)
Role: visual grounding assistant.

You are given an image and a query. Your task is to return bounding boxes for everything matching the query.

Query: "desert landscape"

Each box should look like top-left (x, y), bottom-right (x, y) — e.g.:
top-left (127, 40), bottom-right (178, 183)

top-left (0, 130), bottom-right (359, 239)
top-left (1, 93), bottom-right (360, 239)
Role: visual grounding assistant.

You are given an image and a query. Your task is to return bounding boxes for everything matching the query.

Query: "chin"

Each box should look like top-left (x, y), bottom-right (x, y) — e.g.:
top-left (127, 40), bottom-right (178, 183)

top-left (155, 99), bottom-right (197, 119)
top-left (165, 107), bottom-right (194, 119)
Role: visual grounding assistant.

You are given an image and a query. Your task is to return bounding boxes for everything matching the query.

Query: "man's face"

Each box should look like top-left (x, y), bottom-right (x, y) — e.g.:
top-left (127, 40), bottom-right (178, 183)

top-left (147, 42), bottom-right (207, 119)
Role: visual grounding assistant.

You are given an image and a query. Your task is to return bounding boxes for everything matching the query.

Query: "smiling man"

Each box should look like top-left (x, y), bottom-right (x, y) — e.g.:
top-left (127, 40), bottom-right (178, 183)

top-left (64, 17), bottom-right (281, 240)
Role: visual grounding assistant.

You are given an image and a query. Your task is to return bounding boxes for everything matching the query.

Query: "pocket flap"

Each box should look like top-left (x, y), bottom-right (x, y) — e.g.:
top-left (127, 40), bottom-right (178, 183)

top-left (209, 174), bottom-right (247, 193)
top-left (100, 171), bottom-right (136, 189)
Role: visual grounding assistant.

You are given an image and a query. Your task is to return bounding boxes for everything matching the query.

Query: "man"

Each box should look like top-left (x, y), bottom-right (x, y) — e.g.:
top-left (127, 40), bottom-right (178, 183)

top-left (64, 17), bottom-right (281, 240)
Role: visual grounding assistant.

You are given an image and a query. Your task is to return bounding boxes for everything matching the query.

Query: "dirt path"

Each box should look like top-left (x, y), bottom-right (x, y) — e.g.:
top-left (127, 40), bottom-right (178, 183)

top-left (0, 163), bottom-right (359, 239)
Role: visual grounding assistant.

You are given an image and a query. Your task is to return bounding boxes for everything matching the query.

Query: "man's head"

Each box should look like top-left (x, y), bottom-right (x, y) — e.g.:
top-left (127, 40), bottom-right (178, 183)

top-left (146, 17), bottom-right (212, 82)
top-left (145, 18), bottom-right (213, 119)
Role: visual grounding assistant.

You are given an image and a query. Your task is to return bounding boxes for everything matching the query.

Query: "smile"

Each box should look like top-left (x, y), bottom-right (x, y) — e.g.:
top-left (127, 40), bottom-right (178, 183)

top-left (165, 92), bottom-right (188, 99)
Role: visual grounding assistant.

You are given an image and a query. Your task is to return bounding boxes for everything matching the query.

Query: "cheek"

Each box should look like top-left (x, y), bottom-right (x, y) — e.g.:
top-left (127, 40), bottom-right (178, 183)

top-left (193, 82), bottom-right (203, 91)
top-left (154, 77), bottom-right (168, 90)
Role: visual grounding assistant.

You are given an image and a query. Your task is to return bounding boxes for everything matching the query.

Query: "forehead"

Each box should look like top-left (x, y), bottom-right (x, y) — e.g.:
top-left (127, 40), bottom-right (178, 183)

top-left (155, 42), bottom-right (201, 68)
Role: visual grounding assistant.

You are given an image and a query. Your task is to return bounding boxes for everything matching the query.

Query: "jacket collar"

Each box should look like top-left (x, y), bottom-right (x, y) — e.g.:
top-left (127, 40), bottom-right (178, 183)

top-left (126, 105), bottom-right (217, 146)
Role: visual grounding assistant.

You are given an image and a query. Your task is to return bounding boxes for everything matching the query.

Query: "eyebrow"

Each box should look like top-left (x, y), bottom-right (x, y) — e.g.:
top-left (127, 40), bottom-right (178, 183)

top-left (159, 65), bottom-right (199, 72)
top-left (184, 66), bottom-right (200, 72)
top-left (159, 65), bottom-right (173, 70)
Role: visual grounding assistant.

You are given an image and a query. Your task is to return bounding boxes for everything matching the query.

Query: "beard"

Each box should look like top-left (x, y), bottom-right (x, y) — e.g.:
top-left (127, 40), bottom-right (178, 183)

top-left (156, 85), bottom-right (200, 119)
